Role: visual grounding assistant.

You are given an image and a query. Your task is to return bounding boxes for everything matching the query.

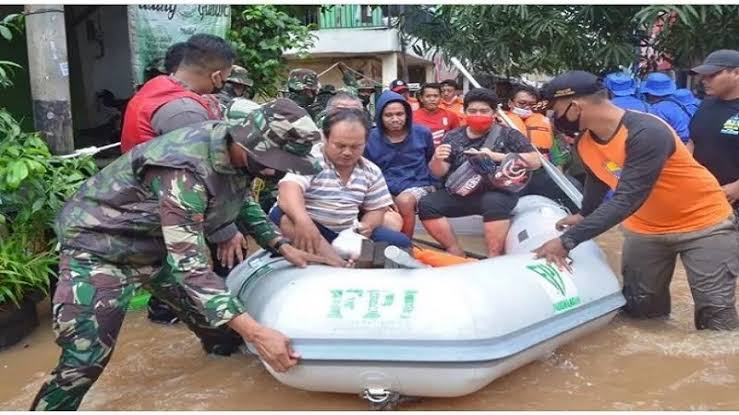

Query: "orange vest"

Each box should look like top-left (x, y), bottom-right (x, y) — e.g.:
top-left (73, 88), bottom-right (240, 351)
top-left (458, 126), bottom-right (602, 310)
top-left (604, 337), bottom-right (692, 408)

top-left (577, 114), bottom-right (731, 234)
top-left (506, 112), bottom-right (553, 151)
top-left (439, 97), bottom-right (466, 125)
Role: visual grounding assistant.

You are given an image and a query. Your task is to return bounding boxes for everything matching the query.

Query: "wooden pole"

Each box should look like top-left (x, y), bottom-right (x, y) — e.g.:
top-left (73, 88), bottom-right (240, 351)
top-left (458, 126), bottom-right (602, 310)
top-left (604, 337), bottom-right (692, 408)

top-left (24, 5), bottom-right (74, 155)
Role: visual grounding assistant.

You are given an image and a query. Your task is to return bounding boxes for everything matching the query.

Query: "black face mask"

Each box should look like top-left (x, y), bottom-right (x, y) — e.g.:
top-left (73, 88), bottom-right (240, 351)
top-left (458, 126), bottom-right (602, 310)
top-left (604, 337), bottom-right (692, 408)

top-left (553, 102), bottom-right (581, 137)
top-left (245, 154), bottom-right (286, 182)
top-left (359, 94), bottom-right (371, 107)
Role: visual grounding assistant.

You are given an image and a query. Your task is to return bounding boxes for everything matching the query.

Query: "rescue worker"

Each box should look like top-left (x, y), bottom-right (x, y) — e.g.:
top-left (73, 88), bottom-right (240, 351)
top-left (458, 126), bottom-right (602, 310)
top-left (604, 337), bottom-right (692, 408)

top-left (673, 88), bottom-right (701, 117)
top-left (286, 68), bottom-right (322, 121)
top-left (604, 72), bottom-right (653, 112)
top-left (30, 99), bottom-right (329, 411)
top-left (534, 71), bottom-right (739, 331)
top-left (639, 72), bottom-right (692, 143)
top-left (121, 34), bottom-right (237, 325)
top-left (505, 86), bottom-right (581, 213)
top-left (439, 79), bottom-right (466, 124)
top-left (210, 64), bottom-right (254, 113)
top-left (121, 34), bottom-right (233, 153)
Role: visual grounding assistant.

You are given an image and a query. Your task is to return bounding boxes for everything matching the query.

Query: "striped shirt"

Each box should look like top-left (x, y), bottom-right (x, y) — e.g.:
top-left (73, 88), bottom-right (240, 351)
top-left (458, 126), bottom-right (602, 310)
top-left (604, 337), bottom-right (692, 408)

top-left (280, 143), bottom-right (394, 232)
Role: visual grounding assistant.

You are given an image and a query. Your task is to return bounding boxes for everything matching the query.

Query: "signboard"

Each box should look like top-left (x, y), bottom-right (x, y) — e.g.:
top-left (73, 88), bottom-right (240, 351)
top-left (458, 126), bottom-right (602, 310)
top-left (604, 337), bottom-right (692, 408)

top-left (127, 5), bottom-right (231, 85)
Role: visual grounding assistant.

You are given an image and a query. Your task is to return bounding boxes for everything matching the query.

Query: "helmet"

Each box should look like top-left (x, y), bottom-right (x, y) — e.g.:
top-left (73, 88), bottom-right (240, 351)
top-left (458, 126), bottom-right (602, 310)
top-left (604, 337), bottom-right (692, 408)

top-left (227, 65), bottom-right (254, 87)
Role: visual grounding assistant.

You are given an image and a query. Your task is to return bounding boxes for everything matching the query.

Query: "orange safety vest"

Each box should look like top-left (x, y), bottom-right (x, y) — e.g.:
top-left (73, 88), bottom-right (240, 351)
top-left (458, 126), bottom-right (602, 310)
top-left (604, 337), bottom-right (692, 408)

top-left (577, 113), bottom-right (731, 235)
top-left (506, 112), bottom-right (553, 151)
top-left (439, 96), bottom-right (466, 126)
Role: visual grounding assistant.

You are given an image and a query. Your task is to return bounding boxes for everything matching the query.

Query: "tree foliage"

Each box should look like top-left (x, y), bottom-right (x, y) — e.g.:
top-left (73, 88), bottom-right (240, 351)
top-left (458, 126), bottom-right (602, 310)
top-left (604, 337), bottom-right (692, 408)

top-left (635, 5), bottom-right (739, 69)
top-left (403, 5), bottom-right (738, 77)
top-left (229, 5), bottom-right (316, 98)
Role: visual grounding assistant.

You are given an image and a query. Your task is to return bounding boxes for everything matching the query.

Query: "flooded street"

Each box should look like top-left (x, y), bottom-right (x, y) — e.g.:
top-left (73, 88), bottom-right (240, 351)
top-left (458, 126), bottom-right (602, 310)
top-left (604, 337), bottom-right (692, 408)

top-left (2, 228), bottom-right (739, 410)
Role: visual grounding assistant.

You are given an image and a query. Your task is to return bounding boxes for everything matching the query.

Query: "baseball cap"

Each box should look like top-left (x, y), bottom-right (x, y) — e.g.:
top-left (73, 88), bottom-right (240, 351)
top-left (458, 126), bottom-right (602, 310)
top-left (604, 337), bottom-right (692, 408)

top-left (640, 72), bottom-right (676, 97)
top-left (604, 72), bottom-right (637, 97)
top-left (691, 49), bottom-right (739, 76)
top-left (389, 79), bottom-right (409, 93)
top-left (542, 71), bottom-right (603, 101)
top-left (228, 98), bottom-right (321, 175)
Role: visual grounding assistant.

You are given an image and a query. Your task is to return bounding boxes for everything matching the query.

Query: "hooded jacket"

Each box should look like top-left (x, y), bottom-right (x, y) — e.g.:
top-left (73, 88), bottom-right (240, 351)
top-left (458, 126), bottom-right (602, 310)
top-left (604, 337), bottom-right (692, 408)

top-left (364, 91), bottom-right (437, 195)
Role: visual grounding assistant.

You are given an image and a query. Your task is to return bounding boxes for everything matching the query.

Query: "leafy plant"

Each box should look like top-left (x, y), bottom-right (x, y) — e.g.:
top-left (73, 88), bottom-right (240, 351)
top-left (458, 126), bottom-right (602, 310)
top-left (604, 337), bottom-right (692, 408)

top-left (229, 5), bottom-right (316, 97)
top-left (0, 234), bottom-right (56, 308)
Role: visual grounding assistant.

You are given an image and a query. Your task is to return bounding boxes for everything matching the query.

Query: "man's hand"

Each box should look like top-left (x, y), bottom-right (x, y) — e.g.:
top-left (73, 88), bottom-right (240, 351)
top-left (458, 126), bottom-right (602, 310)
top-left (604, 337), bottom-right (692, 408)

top-left (217, 231), bottom-right (249, 269)
top-left (356, 221), bottom-right (374, 238)
top-left (278, 243), bottom-right (339, 268)
top-left (433, 144), bottom-right (452, 161)
top-left (533, 238), bottom-right (572, 272)
top-left (556, 213), bottom-right (585, 231)
top-left (722, 181), bottom-right (739, 205)
top-left (293, 217), bottom-right (324, 255)
top-left (249, 324), bottom-right (300, 373)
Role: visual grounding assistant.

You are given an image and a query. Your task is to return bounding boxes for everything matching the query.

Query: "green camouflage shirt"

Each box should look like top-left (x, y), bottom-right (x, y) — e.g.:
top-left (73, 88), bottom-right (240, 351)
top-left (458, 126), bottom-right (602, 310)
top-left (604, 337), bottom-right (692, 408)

top-left (56, 122), bottom-right (280, 325)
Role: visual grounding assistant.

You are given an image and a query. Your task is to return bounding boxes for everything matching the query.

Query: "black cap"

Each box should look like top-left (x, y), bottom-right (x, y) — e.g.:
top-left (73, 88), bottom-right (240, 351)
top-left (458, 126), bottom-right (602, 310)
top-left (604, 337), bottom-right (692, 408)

top-left (691, 49), bottom-right (739, 75)
top-left (542, 70), bottom-right (603, 101)
top-left (389, 79), bottom-right (409, 93)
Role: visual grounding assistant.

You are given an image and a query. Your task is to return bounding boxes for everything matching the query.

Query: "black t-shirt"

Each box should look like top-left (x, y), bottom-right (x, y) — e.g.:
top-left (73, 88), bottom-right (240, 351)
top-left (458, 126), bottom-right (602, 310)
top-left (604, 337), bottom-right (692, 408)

top-left (441, 125), bottom-right (534, 181)
top-left (689, 97), bottom-right (739, 185)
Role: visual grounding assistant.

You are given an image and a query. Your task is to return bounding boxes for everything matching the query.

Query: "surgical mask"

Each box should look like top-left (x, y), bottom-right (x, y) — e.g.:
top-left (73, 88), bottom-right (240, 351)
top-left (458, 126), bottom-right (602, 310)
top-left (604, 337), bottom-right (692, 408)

top-left (553, 102), bottom-right (581, 137)
top-left (511, 106), bottom-right (533, 119)
top-left (466, 115), bottom-right (494, 134)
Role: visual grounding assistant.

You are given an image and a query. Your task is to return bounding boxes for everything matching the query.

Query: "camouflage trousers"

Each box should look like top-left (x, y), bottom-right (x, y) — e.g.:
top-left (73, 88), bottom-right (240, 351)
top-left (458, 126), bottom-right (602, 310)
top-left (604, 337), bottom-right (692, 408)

top-left (30, 248), bottom-right (242, 411)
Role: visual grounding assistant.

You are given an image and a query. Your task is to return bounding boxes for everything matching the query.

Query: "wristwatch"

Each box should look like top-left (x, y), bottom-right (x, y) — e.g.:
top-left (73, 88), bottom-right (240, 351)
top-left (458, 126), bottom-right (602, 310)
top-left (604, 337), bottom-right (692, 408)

top-left (271, 237), bottom-right (292, 253)
top-left (560, 236), bottom-right (577, 252)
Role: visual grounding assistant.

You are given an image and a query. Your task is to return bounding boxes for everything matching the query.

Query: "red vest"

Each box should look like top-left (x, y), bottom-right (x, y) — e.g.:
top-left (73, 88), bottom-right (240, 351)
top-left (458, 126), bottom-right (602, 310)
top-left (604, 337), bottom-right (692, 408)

top-left (121, 76), bottom-right (219, 153)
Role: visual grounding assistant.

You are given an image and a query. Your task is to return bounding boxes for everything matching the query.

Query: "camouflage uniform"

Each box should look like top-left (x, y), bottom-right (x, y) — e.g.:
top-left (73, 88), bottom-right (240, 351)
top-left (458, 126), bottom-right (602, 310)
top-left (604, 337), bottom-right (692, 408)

top-left (31, 99), bottom-right (321, 411)
top-left (210, 65), bottom-right (255, 115)
top-left (286, 68), bottom-right (321, 122)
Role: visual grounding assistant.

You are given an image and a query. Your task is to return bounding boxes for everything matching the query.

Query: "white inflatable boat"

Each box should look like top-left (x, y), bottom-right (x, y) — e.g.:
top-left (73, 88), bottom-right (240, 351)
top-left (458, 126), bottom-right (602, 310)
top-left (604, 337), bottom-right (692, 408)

top-left (226, 196), bottom-right (624, 407)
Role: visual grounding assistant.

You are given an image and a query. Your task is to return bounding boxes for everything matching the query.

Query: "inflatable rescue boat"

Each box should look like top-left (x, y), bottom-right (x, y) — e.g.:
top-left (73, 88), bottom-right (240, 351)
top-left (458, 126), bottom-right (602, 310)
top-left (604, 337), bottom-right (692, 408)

top-left (226, 196), bottom-right (625, 406)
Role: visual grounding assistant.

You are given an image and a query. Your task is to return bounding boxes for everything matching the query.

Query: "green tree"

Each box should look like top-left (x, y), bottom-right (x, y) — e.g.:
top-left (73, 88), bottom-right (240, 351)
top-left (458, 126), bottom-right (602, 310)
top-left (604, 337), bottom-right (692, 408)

top-left (635, 5), bottom-right (739, 69)
top-left (405, 5), bottom-right (647, 77)
top-left (229, 5), bottom-right (316, 98)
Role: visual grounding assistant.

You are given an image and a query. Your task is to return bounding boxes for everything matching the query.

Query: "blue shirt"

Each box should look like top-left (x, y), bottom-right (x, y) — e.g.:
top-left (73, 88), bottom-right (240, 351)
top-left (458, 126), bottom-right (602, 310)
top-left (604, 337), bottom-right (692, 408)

top-left (611, 95), bottom-right (652, 113)
top-left (365, 91), bottom-right (437, 195)
top-left (652, 98), bottom-right (692, 142)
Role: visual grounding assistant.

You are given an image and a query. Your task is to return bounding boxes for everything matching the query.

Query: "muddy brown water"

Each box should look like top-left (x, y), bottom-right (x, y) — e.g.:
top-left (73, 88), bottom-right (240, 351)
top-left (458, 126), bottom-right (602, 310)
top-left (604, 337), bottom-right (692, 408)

top-left (2, 229), bottom-right (739, 410)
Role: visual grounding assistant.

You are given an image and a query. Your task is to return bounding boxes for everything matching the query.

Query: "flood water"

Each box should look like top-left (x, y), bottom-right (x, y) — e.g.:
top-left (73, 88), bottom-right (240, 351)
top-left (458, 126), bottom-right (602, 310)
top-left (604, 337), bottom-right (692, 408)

top-left (2, 228), bottom-right (739, 410)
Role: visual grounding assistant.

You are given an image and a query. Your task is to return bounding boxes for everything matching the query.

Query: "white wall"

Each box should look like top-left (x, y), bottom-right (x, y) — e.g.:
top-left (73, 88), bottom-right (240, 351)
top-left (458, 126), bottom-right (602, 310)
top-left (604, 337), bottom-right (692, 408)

top-left (69, 6), bottom-right (133, 128)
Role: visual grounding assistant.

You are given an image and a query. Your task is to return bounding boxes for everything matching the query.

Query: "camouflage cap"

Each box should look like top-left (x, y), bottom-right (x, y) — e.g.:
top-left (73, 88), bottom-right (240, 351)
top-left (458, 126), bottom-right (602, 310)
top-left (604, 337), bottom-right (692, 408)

top-left (288, 68), bottom-right (319, 92)
top-left (228, 98), bottom-right (322, 175)
top-left (227, 65), bottom-right (254, 87)
top-left (225, 98), bottom-right (262, 122)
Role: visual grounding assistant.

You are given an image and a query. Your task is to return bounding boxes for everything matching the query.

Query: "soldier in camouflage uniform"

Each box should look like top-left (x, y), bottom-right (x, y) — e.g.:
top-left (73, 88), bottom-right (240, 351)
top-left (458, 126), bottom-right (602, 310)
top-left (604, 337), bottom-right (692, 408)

top-left (207, 65), bottom-right (255, 116)
top-left (30, 99), bottom-right (328, 411)
top-left (286, 68), bottom-right (321, 121)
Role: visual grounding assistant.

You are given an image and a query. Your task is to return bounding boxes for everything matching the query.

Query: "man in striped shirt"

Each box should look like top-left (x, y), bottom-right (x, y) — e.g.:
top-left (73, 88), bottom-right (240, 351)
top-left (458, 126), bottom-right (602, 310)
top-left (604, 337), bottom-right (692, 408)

top-left (271, 109), bottom-right (412, 265)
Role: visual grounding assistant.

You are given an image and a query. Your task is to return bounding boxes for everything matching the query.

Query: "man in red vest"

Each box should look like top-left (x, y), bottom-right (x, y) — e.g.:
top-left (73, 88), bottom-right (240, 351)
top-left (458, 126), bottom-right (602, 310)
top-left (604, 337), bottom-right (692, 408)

top-left (121, 34), bottom-right (238, 331)
top-left (121, 33), bottom-right (235, 153)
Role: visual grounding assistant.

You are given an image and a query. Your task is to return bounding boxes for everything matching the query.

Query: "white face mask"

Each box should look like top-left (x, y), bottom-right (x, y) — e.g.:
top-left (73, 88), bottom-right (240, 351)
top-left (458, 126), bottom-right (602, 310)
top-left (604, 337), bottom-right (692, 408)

top-left (512, 106), bottom-right (533, 119)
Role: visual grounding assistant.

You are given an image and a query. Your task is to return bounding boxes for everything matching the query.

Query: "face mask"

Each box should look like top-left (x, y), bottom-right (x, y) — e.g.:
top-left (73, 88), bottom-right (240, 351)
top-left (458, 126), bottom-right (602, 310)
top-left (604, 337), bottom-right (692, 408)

top-left (245, 154), bottom-right (285, 182)
top-left (553, 102), bottom-right (581, 136)
top-left (512, 106), bottom-right (533, 119)
top-left (466, 115), bottom-right (494, 133)
top-left (291, 92), bottom-right (315, 108)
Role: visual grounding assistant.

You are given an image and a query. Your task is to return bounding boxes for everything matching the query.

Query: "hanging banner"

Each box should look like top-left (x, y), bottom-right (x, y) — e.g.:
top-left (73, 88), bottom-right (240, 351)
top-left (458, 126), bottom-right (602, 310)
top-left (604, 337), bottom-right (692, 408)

top-left (127, 5), bottom-right (231, 86)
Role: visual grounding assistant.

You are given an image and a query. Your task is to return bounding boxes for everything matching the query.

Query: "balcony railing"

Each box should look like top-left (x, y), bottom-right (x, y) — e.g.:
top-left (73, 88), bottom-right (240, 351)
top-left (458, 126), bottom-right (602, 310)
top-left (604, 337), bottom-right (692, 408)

top-left (297, 5), bottom-right (387, 30)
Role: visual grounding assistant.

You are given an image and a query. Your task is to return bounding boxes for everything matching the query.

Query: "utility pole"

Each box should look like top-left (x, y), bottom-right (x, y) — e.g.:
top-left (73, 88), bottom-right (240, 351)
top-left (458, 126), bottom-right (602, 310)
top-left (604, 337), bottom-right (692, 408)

top-left (24, 5), bottom-right (74, 155)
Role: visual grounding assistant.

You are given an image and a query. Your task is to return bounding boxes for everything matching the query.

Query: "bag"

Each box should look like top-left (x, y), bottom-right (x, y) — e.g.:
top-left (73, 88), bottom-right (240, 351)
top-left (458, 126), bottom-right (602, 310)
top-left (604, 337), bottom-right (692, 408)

top-left (445, 125), bottom-right (531, 195)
